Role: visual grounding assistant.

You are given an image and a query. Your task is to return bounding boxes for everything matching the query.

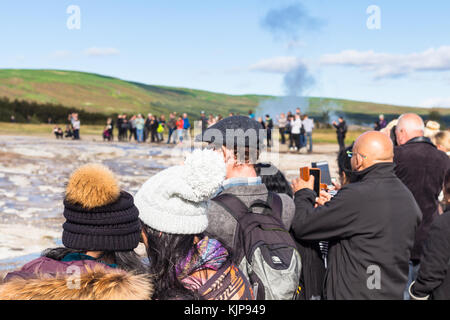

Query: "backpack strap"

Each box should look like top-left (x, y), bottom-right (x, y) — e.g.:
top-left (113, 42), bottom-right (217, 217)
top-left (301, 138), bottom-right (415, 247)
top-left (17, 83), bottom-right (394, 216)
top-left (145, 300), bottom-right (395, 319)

top-left (213, 192), bottom-right (284, 223)
top-left (267, 192), bottom-right (283, 221)
top-left (248, 200), bottom-right (272, 213)
top-left (211, 193), bottom-right (249, 221)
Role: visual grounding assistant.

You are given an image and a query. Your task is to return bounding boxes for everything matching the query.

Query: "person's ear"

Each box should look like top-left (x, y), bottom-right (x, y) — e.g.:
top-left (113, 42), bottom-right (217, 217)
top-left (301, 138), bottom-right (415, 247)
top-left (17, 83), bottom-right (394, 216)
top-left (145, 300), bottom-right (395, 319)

top-left (222, 146), bottom-right (234, 164)
top-left (356, 153), bottom-right (365, 168)
top-left (395, 128), bottom-right (403, 145)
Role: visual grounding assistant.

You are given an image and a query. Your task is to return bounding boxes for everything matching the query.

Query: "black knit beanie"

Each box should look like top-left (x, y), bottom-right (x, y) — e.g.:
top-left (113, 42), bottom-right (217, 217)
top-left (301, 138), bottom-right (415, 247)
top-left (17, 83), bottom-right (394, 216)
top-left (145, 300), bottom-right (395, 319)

top-left (61, 164), bottom-right (141, 251)
top-left (62, 191), bottom-right (141, 251)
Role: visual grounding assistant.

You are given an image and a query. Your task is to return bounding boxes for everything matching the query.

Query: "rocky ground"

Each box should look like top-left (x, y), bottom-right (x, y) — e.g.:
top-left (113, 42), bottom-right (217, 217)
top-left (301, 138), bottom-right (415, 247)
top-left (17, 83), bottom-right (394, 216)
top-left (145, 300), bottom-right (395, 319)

top-left (0, 135), bottom-right (340, 272)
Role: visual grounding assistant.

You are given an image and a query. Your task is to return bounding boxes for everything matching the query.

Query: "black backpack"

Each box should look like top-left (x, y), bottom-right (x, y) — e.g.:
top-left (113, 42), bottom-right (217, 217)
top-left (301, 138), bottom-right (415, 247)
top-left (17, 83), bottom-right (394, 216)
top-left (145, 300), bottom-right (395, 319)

top-left (211, 192), bottom-right (302, 300)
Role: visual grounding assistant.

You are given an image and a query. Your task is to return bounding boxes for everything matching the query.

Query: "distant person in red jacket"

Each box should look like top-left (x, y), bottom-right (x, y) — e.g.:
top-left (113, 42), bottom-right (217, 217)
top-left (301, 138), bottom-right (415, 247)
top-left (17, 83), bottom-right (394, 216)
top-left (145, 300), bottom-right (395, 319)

top-left (176, 116), bottom-right (184, 143)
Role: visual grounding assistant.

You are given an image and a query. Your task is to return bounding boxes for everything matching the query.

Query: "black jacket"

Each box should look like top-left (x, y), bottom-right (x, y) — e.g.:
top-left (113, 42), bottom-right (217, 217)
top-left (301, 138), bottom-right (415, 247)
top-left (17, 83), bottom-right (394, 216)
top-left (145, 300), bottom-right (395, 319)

top-left (291, 163), bottom-right (422, 300)
top-left (411, 209), bottom-right (450, 300)
top-left (394, 136), bottom-right (450, 261)
top-left (145, 118), bottom-right (152, 130)
top-left (149, 119), bottom-right (159, 132)
top-left (333, 121), bottom-right (347, 137)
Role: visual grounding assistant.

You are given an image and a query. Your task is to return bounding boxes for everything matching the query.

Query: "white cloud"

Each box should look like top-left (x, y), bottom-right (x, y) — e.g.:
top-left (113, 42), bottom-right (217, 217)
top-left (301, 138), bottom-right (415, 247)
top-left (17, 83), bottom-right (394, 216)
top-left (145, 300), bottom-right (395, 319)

top-left (420, 97), bottom-right (450, 108)
top-left (320, 46), bottom-right (450, 79)
top-left (50, 50), bottom-right (72, 59)
top-left (15, 55), bottom-right (25, 62)
top-left (249, 56), bottom-right (304, 73)
top-left (84, 47), bottom-right (120, 57)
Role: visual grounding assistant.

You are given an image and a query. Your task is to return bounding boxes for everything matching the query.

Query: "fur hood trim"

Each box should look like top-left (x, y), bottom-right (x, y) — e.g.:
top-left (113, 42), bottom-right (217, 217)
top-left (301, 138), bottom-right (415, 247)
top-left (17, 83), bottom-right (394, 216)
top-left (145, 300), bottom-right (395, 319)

top-left (0, 265), bottom-right (153, 300)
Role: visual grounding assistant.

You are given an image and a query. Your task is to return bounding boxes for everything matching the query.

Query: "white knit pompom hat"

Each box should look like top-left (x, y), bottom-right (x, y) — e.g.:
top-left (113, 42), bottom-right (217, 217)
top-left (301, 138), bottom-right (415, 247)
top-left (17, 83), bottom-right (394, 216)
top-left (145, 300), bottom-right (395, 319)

top-left (135, 149), bottom-right (226, 234)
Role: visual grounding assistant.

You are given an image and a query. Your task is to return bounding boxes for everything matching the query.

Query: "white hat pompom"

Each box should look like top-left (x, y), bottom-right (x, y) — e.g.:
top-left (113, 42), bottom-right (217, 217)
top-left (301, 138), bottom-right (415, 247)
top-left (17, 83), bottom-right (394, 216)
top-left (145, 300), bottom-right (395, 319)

top-left (182, 149), bottom-right (226, 201)
top-left (135, 148), bottom-right (226, 235)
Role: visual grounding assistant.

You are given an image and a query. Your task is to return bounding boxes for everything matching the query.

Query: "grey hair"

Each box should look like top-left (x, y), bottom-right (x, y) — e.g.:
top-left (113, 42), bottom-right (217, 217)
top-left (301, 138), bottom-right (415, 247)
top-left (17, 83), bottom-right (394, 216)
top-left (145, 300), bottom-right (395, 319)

top-left (396, 114), bottom-right (425, 133)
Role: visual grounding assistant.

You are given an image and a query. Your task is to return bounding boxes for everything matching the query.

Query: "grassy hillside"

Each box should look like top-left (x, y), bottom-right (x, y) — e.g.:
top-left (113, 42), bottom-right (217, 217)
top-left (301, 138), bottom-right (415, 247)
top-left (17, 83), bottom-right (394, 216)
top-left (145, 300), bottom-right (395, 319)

top-left (308, 97), bottom-right (449, 116)
top-left (0, 69), bottom-right (449, 123)
top-left (0, 69), bottom-right (270, 119)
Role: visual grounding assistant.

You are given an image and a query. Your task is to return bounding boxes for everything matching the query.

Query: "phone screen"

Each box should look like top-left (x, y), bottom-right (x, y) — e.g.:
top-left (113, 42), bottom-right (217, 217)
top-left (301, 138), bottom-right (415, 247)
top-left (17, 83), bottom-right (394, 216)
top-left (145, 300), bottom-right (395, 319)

top-left (312, 161), bottom-right (332, 186)
top-left (309, 168), bottom-right (321, 195)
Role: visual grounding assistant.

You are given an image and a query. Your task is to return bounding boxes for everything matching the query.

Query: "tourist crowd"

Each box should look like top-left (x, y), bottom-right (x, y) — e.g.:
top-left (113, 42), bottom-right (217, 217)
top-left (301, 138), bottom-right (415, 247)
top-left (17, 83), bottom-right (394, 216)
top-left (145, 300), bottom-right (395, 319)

top-left (14, 112), bottom-right (447, 301)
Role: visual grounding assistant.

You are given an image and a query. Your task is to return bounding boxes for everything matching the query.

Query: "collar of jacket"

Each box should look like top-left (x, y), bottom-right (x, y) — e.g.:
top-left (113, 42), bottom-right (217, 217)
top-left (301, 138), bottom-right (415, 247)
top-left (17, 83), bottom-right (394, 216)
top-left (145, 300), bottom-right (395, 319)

top-left (405, 136), bottom-right (435, 147)
top-left (62, 252), bottom-right (118, 269)
top-left (222, 176), bottom-right (262, 190)
top-left (350, 162), bottom-right (396, 183)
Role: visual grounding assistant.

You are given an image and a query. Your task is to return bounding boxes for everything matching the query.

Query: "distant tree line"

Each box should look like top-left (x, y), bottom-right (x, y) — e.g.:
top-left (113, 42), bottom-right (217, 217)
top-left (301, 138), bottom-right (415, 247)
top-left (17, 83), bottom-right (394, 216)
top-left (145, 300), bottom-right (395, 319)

top-left (0, 97), bottom-right (106, 124)
top-left (1, 96), bottom-right (448, 129)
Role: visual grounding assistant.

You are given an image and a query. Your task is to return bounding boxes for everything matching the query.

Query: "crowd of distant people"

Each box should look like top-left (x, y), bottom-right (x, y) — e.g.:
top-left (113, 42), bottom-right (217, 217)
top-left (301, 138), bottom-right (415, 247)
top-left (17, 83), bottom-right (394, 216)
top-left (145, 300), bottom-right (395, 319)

top-left (268, 108), bottom-right (315, 152)
top-left (96, 108), bottom-right (318, 153)
top-left (51, 110), bottom-right (449, 162)
top-left (52, 113), bottom-right (80, 140)
top-left (104, 112), bottom-right (193, 144)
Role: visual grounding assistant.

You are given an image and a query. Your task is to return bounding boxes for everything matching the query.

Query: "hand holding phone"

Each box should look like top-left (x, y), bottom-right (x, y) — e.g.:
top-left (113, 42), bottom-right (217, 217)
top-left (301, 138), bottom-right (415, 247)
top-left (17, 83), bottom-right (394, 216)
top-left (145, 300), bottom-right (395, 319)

top-left (292, 168), bottom-right (315, 194)
top-left (315, 190), bottom-right (332, 207)
top-left (297, 167), bottom-right (322, 195)
top-left (292, 167), bottom-right (321, 194)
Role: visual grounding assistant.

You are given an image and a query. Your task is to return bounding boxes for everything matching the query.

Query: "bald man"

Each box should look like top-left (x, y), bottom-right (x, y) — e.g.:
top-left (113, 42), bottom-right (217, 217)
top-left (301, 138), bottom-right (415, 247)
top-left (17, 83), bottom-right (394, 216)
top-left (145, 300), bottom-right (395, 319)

top-left (394, 113), bottom-right (450, 298)
top-left (291, 131), bottom-right (422, 300)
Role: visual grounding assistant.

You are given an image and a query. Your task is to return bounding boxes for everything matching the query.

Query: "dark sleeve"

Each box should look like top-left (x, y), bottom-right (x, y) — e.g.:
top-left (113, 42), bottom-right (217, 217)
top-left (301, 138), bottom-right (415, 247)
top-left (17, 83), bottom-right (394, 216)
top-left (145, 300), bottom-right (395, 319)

top-left (291, 186), bottom-right (361, 242)
top-left (443, 155), bottom-right (450, 175)
top-left (412, 213), bottom-right (450, 298)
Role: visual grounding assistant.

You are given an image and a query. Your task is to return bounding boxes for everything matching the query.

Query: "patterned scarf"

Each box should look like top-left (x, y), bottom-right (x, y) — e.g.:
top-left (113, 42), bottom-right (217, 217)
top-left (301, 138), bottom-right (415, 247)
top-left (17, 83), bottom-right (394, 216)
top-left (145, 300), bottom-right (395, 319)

top-left (176, 236), bottom-right (228, 289)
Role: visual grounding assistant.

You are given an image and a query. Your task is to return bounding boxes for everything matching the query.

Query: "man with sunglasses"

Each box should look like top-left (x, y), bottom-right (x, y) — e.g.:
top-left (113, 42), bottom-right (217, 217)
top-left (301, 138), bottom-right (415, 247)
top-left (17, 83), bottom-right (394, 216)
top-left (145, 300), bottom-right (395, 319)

top-left (291, 131), bottom-right (422, 300)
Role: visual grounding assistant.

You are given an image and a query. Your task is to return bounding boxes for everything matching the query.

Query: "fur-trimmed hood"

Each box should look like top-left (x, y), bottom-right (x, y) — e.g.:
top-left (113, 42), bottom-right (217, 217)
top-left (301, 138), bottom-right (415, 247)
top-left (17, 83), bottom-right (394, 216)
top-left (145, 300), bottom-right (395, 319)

top-left (0, 265), bottom-right (153, 300)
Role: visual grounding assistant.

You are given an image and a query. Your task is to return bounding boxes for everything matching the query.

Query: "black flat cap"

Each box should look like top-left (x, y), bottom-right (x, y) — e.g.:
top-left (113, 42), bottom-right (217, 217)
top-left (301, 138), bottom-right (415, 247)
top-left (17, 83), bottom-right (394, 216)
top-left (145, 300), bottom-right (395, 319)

top-left (195, 115), bottom-right (265, 149)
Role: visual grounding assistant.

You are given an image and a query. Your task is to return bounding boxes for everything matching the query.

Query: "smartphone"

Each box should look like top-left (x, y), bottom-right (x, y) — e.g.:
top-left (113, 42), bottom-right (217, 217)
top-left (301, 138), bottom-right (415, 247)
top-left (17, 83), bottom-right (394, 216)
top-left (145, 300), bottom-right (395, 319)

top-left (312, 161), bottom-right (332, 186)
top-left (300, 167), bottom-right (322, 195)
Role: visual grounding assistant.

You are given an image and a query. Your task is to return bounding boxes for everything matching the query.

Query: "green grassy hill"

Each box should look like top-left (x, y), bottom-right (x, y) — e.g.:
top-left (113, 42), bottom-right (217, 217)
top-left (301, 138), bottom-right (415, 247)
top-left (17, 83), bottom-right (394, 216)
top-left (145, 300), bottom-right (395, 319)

top-left (0, 69), bottom-right (271, 118)
top-left (0, 69), bottom-right (449, 122)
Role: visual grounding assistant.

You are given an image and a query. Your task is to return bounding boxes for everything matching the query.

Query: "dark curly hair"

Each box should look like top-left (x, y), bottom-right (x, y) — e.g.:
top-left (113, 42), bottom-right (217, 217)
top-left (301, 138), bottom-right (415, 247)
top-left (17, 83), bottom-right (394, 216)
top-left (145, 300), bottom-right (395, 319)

top-left (140, 221), bottom-right (203, 300)
top-left (337, 144), bottom-right (354, 186)
top-left (255, 163), bottom-right (293, 197)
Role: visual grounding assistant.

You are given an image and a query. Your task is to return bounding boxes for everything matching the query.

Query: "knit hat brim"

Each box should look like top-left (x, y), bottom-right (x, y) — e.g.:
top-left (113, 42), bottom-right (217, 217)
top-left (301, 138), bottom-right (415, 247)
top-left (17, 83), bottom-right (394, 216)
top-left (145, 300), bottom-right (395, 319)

top-left (62, 229), bottom-right (141, 252)
top-left (137, 203), bottom-right (208, 235)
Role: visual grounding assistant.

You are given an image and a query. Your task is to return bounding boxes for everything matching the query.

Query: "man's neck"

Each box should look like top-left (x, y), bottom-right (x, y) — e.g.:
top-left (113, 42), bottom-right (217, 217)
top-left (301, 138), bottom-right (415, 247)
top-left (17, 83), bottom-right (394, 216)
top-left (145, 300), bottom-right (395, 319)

top-left (406, 133), bottom-right (424, 143)
top-left (360, 160), bottom-right (393, 170)
top-left (226, 165), bottom-right (257, 179)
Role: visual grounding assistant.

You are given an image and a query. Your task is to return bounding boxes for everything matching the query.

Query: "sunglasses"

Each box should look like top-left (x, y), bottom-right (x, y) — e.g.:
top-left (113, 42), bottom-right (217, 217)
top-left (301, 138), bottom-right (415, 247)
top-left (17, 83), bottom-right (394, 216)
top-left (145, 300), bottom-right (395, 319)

top-left (346, 150), bottom-right (367, 159)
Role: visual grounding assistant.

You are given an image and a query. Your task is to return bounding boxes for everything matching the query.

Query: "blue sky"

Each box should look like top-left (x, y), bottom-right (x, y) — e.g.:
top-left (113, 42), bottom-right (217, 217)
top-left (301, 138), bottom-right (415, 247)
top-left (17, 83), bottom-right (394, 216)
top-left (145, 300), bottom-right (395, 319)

top-left (1, 0), bottom-right (450, 108)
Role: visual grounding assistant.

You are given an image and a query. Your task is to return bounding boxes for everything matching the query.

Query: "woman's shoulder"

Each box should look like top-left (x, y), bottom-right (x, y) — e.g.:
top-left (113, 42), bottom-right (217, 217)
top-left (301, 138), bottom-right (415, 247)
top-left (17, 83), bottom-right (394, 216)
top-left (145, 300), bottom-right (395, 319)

top-left (3, 256), bottom-right (112, 282)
